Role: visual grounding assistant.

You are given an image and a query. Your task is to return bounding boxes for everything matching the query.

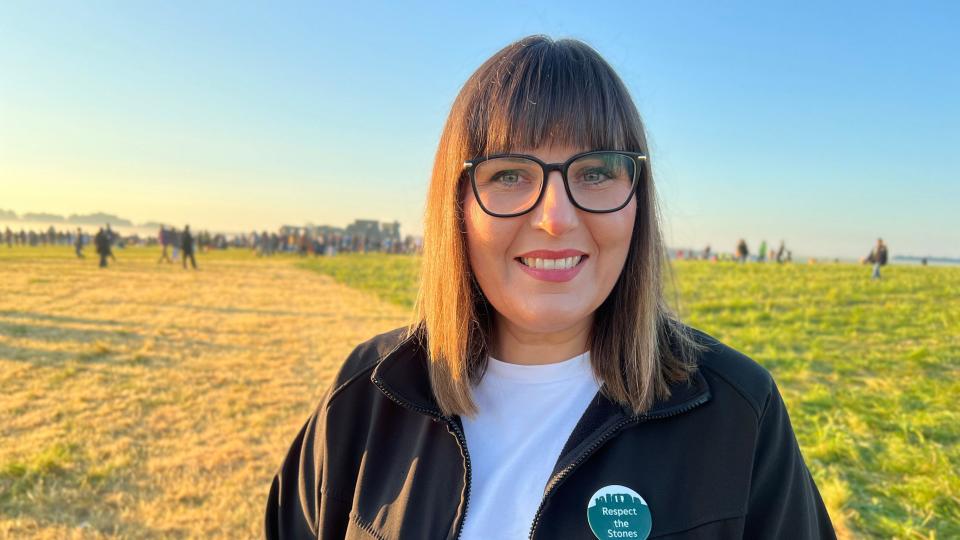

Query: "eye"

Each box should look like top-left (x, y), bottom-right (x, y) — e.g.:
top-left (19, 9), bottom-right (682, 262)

top-left (491, 170), bottom-right (525, 185)
top-left (580, 168), bottom-right (613, 184)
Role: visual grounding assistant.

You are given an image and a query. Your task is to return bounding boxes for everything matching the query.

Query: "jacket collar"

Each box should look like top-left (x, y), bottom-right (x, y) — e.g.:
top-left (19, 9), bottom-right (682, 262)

top-left (371, 328), bottom-right (712, 478)
top-left (370, 327), bottom-right (712, 424)
top-left (369, 328), bottom-right (444, 417)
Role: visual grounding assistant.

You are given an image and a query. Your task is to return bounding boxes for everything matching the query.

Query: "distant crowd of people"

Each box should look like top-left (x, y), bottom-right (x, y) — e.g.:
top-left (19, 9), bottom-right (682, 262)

top-left (668, 237), bottom-right (893, 279)
top-left (4, 223), bottom-right (422, 270)
top-left (731, 239), bottom-right (793, 264)
top-left (3, 225), bottom-right (91, 249)
top-left (246, 229), bottom-right (416, 257)
top-left (155, 225), bottom-right (197, 269)
top-left (672, 239), bottom-right (794, 264)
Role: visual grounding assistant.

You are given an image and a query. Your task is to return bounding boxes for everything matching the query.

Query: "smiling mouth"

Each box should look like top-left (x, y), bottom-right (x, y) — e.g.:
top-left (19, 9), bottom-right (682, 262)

top-left (514, 255), bottom-right (588, 270)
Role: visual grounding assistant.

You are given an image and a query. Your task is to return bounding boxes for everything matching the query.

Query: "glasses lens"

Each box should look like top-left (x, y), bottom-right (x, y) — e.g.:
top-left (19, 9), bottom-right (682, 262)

top-left (567, 152), bottom-right (636, 211)
top-left (473, 156), bottom-right (543, 215)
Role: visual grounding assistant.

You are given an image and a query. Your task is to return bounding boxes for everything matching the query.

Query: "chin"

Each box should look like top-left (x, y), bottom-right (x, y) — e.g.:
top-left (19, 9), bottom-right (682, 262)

top-left (513, 305), bottom-right (590, 333)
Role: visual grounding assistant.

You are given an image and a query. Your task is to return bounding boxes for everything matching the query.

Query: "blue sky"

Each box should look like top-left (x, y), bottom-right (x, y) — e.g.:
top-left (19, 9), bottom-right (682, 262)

top-left (1, 1), bottom-right (957, 258)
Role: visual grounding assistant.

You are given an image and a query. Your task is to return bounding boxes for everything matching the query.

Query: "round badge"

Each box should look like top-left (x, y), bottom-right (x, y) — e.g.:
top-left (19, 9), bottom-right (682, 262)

top-left (586, 485), bottom-right (652, 539)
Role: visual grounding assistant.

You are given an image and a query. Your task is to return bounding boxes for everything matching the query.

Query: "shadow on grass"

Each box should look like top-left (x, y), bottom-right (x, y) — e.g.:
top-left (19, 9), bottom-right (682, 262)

top-left (0, 325), bottom-right (241, 367)
top-left (0, 341), bottom-right (173, 369)
top-left (0, 321), bottom-right (136, 344)
top-left (114, 300), bottom-right (336, 318)
top-left (0, 310), bottom-right (127, 327)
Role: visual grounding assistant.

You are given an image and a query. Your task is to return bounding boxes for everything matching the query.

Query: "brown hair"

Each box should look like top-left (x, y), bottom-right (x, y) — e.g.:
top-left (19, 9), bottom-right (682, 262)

top-left (404, 35), bottom-right (705, 417)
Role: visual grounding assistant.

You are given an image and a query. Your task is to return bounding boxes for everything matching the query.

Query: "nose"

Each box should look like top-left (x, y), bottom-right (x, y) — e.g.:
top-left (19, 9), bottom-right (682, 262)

top-left (529, 171), bottom-right (579, 236)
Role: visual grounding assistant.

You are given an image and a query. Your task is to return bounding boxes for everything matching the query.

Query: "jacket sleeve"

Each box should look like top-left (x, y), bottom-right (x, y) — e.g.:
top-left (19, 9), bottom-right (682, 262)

top-left (265, 386), bottom-right (332, 540)
top-left (743, 380), bottom-right (837, 539)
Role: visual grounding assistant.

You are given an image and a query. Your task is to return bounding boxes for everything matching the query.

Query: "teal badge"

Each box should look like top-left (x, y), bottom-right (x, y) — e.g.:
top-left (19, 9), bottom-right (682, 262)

top-left (586, 485), bottom-right (652, 539)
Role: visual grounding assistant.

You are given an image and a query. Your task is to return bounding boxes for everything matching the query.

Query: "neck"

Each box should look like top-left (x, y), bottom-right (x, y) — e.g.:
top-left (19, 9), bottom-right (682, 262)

top-left (492, 314), bottom-right (592, 366)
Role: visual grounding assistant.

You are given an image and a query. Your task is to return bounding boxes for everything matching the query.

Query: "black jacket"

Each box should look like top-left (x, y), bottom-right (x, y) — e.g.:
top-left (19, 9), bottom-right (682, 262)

top-left (265, 326), bottom-right (836, 539)
top-left (182, 230), bottom-right (194, 254)
top-left (94, 230), bottom-right (111, 255)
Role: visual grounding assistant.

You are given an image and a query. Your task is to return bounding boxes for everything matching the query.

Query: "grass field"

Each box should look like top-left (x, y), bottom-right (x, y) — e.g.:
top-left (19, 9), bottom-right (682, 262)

top-left (0, 247), bottom-right (410, 538)
top-left (2, 247), bottom-right (958, 538)
top-left (673, 261), bottom-right (960, 539)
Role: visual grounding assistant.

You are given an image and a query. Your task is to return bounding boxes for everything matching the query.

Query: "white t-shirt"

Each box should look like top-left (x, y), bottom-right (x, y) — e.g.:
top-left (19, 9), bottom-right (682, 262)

top-left (459, 350), bottom-right (602, 539)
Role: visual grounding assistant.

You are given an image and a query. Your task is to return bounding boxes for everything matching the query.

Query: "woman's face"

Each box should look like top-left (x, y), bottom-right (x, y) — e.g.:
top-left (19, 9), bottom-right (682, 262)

top-left (463, 143), bottom-right (637, 336)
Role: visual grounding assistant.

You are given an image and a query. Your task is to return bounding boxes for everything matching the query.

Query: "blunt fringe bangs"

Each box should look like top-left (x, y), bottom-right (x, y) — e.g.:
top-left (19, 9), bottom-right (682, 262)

top-left (407, 35), bottom-right (706, 417)
top-left (465, 37), bottom-right (638, 157)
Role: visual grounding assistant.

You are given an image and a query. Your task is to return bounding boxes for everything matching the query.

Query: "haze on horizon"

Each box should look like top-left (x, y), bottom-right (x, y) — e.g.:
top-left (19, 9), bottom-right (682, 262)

top-left (1, 1), bottom-right (957, 259)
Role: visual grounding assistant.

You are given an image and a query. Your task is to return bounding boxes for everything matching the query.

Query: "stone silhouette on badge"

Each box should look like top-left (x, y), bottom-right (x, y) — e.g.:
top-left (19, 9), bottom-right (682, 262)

top-left (586, 489), bottom-right (652, 540)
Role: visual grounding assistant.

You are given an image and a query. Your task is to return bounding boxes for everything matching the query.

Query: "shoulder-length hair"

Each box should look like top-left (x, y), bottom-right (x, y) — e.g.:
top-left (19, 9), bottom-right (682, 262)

top-left (404, 35), bottom-right (705, 417)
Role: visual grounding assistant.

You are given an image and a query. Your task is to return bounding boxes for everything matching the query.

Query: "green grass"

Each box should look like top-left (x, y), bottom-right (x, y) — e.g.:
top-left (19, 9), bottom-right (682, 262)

top-left (301, 253), bottom-right (960, 538)
top-left (0, 441), bottom-right (86, 504)
top-left (671, 260), bottom-right (960, 538)
top-left (297, 253), bottom-right (421, 309)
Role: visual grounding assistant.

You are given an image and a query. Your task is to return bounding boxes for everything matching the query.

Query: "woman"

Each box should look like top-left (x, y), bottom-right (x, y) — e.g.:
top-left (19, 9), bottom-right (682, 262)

top-left (266, 35), bottom-right (836, 539)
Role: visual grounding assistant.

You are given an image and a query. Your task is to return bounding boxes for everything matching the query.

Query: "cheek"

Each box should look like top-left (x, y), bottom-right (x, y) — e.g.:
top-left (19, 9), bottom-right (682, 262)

top-left (464, 198), bottom-right (506, 279)
top-left (613, 211), bottom-right (636, 249)
top-left (619, 200), bottom-right (638, 244)
top-left (463, 199), bottom-right (531, 312)
top-left (594, 201), bottom-right (636, 266)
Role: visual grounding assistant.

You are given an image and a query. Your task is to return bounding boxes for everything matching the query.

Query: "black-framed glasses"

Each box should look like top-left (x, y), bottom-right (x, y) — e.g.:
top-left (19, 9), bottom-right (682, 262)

top-left (463, 150), bottom-right (646, 217)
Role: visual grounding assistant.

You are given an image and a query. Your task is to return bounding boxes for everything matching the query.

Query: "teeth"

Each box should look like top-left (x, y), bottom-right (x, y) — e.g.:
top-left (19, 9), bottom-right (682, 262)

top-left (519, 256), bottom-right (583, 270)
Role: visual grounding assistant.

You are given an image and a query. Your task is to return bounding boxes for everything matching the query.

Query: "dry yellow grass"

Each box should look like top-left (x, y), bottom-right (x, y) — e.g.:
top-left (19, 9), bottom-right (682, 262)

top-left (0, 250), bottom-right (409, 538)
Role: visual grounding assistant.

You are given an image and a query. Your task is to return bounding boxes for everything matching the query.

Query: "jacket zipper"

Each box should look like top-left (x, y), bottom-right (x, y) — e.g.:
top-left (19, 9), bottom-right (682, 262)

top-left (526, 394), bottom-right (710, 540)
top-left (446, 417), bottom-right (472, 540)
top-left (371, 377), bottom-right (473, 540)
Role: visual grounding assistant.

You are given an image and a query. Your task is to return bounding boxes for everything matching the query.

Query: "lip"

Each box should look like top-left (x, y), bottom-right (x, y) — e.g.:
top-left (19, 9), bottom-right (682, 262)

top-left (514, 253), bottom-right (588, 283)
top-left (516, 249), bottom-right (587, 258)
